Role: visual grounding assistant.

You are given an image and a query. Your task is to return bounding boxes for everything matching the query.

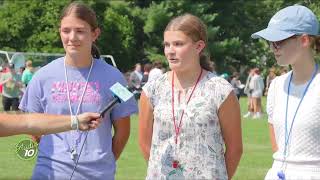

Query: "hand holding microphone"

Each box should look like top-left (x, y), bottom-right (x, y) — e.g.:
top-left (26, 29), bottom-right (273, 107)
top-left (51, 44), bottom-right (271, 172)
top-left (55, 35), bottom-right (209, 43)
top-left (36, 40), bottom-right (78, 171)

top-left (71, 82), bottom-right (133, 133)
top-left (75, 113), bottom-right (102, 131)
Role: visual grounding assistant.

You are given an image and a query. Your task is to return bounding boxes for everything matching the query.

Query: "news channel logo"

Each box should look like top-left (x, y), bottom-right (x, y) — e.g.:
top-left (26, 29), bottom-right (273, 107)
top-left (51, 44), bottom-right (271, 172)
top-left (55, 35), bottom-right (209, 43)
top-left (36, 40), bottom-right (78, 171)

top-left (15, 138), bottom-right (38, 160)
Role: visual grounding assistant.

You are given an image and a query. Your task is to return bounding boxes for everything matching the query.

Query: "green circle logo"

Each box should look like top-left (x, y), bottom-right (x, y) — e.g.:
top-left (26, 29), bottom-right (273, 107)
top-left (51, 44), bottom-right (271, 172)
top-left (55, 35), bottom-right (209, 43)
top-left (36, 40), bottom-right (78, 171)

top-left (15, 139), bottom-right (38, 160)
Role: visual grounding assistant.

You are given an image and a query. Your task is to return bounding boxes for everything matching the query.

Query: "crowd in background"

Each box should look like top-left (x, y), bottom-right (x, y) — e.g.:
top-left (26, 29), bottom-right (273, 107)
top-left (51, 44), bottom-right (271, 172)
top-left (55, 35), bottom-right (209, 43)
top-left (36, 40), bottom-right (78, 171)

top-left (0, 60), bottom-right (35, 111)
top-left (241, 66), bottom-right (289, 119)
top-left (0, 58), bottom-right (287, 119)
top-left (125, 60), bottom-right (166, 100)
top-left (124, 59), bottom-right (289, 120)
top-left (0, 57), bottom-right (288, 120)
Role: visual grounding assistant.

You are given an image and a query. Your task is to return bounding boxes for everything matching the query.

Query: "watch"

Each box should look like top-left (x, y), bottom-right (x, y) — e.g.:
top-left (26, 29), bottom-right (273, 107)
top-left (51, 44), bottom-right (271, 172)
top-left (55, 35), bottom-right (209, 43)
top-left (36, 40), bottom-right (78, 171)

top-left (70, 115), bottom-right (79, 130)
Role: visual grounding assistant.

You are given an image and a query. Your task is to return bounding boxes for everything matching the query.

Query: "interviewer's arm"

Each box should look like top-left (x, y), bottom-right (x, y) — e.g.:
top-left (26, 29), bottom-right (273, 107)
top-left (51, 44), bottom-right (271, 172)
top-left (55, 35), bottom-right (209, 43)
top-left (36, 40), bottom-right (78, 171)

top-left (0, 112), bottom-right (101, 137)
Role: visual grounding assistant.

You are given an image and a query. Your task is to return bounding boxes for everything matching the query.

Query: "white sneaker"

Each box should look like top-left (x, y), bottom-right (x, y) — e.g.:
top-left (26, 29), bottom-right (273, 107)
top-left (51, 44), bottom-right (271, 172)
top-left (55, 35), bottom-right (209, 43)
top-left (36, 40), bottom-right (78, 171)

top-left (253, 112), bottom-right (262, 119)
top-left (243, 112), bottom-right (252, 118)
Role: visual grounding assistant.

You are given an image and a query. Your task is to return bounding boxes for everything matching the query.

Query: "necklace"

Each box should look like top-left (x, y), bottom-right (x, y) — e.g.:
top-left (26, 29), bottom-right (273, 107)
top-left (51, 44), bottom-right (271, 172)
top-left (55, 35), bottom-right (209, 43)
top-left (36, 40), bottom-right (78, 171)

top-left (64, 57), bottom-right (94, 161)
top-left (171, 68), bottom-right (203, 169)
top-left (277, 64), bottom-right (318, 180)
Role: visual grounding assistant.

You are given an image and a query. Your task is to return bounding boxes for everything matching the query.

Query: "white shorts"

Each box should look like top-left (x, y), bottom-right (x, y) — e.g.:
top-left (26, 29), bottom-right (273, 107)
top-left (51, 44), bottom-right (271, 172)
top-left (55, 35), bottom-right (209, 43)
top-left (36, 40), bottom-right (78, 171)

top-left (265, 161), bottom-right (320, 180)
top-left (251, 90), bottom-right (262, 98)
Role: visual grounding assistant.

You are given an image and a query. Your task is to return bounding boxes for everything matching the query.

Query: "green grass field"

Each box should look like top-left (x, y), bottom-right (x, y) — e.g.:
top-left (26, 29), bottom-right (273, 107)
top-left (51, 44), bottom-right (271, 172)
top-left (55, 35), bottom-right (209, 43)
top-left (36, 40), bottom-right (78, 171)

top-left (0, 97), bottom-right (273, 180)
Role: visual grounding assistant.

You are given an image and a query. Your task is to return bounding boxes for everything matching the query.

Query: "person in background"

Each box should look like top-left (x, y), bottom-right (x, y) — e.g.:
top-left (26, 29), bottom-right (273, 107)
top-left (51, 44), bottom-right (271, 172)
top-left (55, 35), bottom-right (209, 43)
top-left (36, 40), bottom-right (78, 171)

top-left (220, 72), bottom-right (230, 82)
top-left (0, 112), bottom-right (101, 137)
top-left (18, 66), bottom-right (27, 97)
top-left (0, 63), bottom-right (23, 111)
top-left (243, 68), bottom-right (254, 118)
top-left (249, 68), bottom-right (264, 119)
top-left (19, 66), bottom-right (25, 76)
top-left (139, 13), bottom-right (242, 180)
top-left (252, 4), bottom-right (320, 179)
top-left (2, 62), bottom-right (9, 73)
top-left (148, 60), bottom-right (163, 82)
top-left (21, 60), bottom-right (35, 87)
top-left (141, 63), bottom-right (152, 87)
top-left (264, 67), bottom-right (277, 96)
top-left (230, 72), bottom-right (244, 99)
top-left (124, 71), bottom-right (131, 84)
top-left (19, 2), bottom-right (138, 180)
top-left (129, 63), bottom-right (143, 100)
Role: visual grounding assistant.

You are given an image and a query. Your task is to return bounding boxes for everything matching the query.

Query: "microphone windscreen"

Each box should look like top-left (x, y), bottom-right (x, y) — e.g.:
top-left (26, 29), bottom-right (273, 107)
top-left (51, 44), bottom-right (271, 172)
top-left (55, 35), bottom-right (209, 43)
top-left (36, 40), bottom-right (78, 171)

top-left (110, 82), bottom-right (133, 102)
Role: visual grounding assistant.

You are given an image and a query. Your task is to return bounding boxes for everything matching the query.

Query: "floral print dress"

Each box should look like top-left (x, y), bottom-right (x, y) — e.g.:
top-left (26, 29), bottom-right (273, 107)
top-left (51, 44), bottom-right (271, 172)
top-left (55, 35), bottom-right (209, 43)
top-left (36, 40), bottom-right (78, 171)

top-left (143, 71), bottom-right (233, 180)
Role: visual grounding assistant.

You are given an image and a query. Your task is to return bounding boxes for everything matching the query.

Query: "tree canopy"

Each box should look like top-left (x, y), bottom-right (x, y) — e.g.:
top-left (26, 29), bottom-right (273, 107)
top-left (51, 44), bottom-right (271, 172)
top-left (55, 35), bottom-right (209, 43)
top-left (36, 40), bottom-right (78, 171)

top-left (0, 0), bottom-right (319, 73)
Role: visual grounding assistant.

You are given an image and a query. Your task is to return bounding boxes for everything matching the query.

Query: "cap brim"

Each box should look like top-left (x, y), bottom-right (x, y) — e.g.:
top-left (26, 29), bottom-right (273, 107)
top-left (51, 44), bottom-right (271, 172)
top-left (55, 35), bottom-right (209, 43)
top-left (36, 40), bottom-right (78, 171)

top-left (251, 28), bottom-right (295, 42)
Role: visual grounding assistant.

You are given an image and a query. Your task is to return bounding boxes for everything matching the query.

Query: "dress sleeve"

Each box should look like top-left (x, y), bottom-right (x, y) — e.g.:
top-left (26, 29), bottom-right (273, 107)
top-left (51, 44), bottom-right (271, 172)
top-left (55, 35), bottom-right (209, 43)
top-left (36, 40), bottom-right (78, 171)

top-left (142, 80), bottom-right (156, 108)
top-left (266, 77), bottom-right (277, 124)
top-left (214, 78), bottom-right (234, 110)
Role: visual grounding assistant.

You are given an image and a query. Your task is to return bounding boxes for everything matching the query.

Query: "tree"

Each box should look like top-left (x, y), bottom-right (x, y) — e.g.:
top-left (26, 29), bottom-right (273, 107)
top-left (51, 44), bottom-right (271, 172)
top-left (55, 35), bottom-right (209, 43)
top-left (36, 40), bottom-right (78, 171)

top-left (1, 0), bottom-right (320, 72)
top-left (100, 1), bottom-right (139, 71)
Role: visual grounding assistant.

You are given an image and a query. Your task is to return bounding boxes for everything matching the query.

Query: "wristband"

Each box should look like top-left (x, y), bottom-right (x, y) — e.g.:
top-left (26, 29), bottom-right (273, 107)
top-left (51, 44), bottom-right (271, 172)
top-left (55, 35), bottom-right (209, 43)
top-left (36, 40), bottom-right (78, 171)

top-left (71, 115), bottom-right (79, 130)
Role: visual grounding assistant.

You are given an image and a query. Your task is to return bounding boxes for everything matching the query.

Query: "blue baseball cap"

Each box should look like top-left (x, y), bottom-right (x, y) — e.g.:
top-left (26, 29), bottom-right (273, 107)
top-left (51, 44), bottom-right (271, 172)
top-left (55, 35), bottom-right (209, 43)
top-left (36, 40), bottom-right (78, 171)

top-left (251, 5), bottom-right (319, 42)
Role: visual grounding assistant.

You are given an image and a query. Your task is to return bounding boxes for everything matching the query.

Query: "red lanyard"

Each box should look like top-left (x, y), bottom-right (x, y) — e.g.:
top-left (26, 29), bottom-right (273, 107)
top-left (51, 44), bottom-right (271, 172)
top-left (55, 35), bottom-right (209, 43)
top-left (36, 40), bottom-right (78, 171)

top-left (171, 69), bottom-right (203, 144)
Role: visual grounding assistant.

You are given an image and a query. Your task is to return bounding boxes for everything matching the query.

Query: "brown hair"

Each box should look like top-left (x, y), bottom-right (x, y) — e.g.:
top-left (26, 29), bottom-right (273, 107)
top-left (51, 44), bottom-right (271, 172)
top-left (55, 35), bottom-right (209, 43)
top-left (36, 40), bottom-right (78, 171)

top-left (143, 63), bottom-right (152, 73)
top-left (310, 36), bottom-right (320, 53)
top-left (152, 60), bottom-right (163, 69)
top-left (253, 68), bottom-right (260, 75)
top-left (60, 2), bottom-right (100, 58)
top-left (164, 14), bottom-right (214, 71)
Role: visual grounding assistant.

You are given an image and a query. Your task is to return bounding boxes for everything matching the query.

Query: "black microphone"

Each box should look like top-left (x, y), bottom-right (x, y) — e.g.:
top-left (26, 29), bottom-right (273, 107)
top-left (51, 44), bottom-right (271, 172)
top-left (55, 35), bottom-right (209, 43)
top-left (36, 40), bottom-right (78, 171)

top-left (99, 97), bottom-right (120, 118)
top-left (99, 82), bottom-right (134, 118)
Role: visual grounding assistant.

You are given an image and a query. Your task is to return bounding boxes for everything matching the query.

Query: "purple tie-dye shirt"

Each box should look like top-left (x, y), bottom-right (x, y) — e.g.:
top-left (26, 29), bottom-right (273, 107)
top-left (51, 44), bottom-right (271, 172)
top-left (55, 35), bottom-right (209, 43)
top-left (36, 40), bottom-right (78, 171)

top-left (19, 57), bottom-right (138, 180)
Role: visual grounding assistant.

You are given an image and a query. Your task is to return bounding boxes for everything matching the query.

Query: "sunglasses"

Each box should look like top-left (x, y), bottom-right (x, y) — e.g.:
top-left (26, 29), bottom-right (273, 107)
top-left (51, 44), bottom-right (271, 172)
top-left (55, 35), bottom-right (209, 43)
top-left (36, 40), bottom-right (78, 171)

top-left (269, 35), bottom-right (297, 50)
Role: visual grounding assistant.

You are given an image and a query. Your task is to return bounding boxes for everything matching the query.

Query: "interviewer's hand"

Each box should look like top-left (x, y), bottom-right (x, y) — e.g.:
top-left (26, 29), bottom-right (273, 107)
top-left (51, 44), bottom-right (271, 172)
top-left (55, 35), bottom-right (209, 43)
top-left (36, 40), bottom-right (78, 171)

top-left (77, 113), bottom-right (102, 131)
